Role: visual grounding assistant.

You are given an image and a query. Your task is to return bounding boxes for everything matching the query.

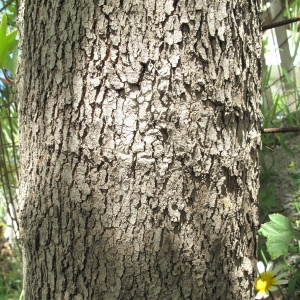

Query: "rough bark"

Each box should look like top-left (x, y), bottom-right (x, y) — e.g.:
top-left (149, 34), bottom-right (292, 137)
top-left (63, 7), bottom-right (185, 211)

top-left (18, 0), bottom-right (261, 299)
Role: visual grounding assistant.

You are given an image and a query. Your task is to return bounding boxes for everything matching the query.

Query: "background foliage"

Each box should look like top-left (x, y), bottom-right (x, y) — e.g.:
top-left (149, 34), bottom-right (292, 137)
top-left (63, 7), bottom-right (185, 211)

top-left (0, 1), bottom-right (22, 300)
top-left (259, 0), bottom-right (300, 298)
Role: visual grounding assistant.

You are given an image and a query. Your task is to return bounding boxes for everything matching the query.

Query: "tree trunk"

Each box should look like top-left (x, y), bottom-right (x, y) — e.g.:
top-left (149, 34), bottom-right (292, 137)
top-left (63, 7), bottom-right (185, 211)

top-left (18, 0), bottom-right (261, 299)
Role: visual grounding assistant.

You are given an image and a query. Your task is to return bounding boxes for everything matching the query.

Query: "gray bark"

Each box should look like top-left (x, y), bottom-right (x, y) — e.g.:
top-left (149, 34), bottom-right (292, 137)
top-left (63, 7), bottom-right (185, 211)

top-left (18, 0), bottom-right (261, 299)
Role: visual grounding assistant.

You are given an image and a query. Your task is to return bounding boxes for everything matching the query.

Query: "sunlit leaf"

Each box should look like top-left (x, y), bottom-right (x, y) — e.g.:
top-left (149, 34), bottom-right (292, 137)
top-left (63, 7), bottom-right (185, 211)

top-left (4, 43), bottom-right (18, 75)
top-left (0, 14), bottom-right (18, 69)
top-left (258, 214), bottom-right (300, 259)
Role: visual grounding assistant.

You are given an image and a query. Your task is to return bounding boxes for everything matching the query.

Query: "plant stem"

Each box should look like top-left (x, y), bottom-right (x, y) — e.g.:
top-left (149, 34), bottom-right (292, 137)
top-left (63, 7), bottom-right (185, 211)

top-left (260, 248), bottom-right (268, 266)
top-left (18, 289), bottom-right (23, 300)
top-left (277, 285), bottom-right (287, 300)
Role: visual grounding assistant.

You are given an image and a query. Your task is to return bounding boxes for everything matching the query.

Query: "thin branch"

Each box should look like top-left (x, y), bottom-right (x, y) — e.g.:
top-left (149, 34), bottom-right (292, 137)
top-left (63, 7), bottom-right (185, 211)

top-left (262, 16), bottom-right (300, 31)
top-left (261, 127), bottom-right (300, 133)
top-left (0, 77), bottom-right (14, 85)
top-left (0, 69), bottom-right (15, 85)
top-left (0, 0), bottom-right (15, 13)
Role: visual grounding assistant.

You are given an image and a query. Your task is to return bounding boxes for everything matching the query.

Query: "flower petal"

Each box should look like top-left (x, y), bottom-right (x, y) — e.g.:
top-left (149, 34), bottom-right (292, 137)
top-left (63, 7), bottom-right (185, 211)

top-left (269, 286), bottom-right (278, 292)
top-left (257, 261), bottom-right (265, 274)
top-left (271, 264), bottom-right (283, 275)
top-left (266, 261), bottom-right (274, 272)
top-left (263, 291), bottom-right (270, 298)
top-left (275, 272), bottom-right (287, 280)
top-left (255, 290), bottom-right (270, 299)
top-left (255, 291), bottom-right (264, 299)
top-left (276, 279), bottom-right (289, 285)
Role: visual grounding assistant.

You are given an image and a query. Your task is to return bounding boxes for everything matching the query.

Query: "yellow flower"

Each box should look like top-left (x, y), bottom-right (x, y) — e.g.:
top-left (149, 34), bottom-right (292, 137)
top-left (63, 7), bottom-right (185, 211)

top-left (255, 261), bottom-right (289, 299)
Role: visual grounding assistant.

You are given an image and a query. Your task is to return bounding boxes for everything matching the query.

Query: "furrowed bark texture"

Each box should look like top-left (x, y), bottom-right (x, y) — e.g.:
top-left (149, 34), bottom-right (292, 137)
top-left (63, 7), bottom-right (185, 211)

top-left (18, 0), bottom-right (261, 299)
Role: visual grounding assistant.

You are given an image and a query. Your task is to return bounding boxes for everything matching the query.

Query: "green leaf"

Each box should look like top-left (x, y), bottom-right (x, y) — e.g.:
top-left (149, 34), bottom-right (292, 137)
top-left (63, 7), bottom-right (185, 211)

top-left (258, 213), bottom-right (300, 259)
top-left (288, 272), bottom-right (300, 298)
top-left (4, 43), bottom-right (18, 75)
top-left (0, 14), bottom-right (18, 69)
top-left (281, 66), bottom-right (296, 89)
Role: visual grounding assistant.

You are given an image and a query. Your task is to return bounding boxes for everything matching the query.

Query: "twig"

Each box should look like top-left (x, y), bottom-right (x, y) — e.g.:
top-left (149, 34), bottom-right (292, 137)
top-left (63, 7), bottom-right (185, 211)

top-left (261, 127), bottom-right (300, 133)
top-left (262, 16), bottom-right (300, 31)
top-left (0, 69), bottom-right (14, 85)
top-left (0, 0), bottom-right (15, 13)
top-left (0, 77), bottom-right (14, 85)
